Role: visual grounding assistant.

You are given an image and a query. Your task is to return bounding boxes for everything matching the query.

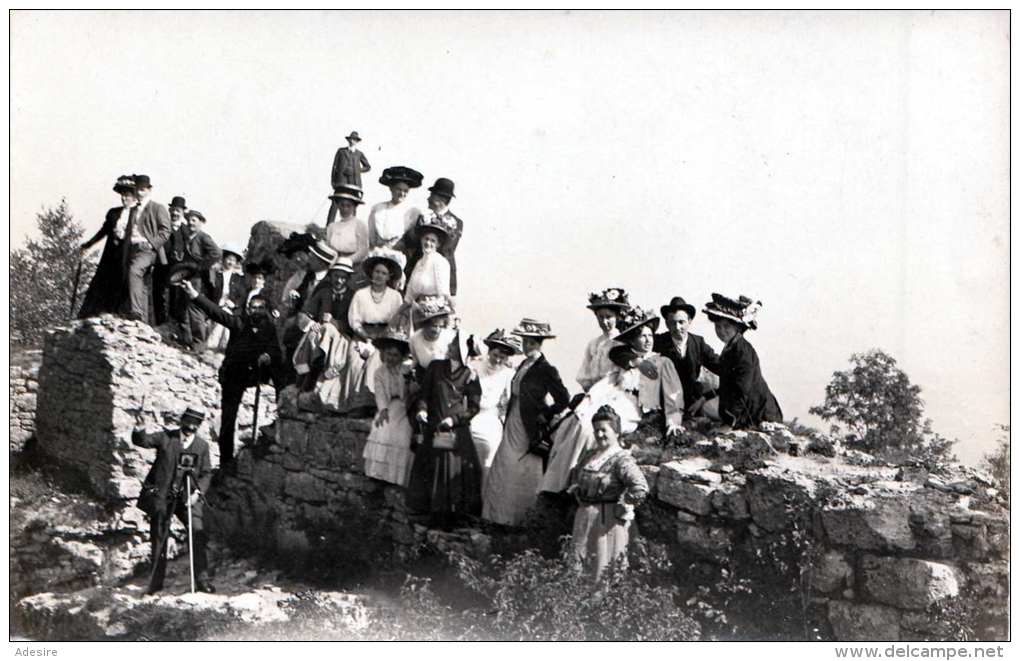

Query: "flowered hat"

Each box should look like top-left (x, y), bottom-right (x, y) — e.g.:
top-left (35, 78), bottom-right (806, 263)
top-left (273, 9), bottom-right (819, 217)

top-left (511, 317), bottom-right (556, 340)
top-left (414, 295), bottom-right (455, 322)
top-left (703, 293), bottom-right (762, 331)
top-left (482, 329), bottom-right (523, 355)
top-left (614, 305), bottom-right (660, 341)
top-left (361, 247), bottom-right (406, 281)
top-left (587, 287), bottom-right (631, 312)
top-left (112, 175), bottom-right (136, 194)
top-left (373, 327), bottom-right (411, 353)
top-left (414, 211), bottom-right (458, 244)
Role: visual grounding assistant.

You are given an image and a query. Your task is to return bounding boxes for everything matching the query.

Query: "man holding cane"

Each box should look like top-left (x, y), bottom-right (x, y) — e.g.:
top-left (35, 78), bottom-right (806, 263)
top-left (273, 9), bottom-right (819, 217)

top-left (132, 405), bottom-right (215, 595)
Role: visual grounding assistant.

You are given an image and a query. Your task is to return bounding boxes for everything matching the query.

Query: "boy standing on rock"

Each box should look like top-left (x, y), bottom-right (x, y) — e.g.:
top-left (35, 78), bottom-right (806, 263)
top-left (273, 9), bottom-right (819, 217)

top-left (133, 405), bottom-right (215, 595)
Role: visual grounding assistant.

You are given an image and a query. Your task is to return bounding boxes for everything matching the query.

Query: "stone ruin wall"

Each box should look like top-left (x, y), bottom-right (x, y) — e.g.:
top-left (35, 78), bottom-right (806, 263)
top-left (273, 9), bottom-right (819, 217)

top-left (10, 349), bottom-right (41, 452)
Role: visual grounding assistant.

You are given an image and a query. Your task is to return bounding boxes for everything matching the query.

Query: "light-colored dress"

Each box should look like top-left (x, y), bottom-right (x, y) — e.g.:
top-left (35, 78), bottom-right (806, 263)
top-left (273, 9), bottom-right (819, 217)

top-left (325, 216), bottom-right (369, 266)
top-left (404, 252), bottom-right (451, 304)
top-left (467, 357), bottom-right (513, 486)
top-left (540, 368), bottom-right (642, 494)
top-left (569, 447), bottom-right (649, 578)
top-left (368, 200), bottom-right (421, 249)
top-left (292, 320), bottom-right (350, 411)
top-left (347, 285), bottom-right (404, 395)
top-left (576, 332), bottom-right (619, 391)
top-left (633, 351), bottom-right (685, 430)
top-left (409, 327), bottom-right (457, 369)
top-left (363, 364), bottom-right (414, 486)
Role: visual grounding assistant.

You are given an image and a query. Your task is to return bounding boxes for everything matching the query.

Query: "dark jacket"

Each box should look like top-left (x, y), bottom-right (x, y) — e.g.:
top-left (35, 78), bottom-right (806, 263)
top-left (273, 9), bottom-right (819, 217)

top-left (212, 270), bottom-right (248, 310)
top-left (508, 354), bottom-right (570, 446)
top-left (331, 147), bottom-right (372, 188)
top-left (653, 331), bottom-right (721, 410)
top-left (77, 207), bottom-right (132, 318)
top-left (713, 333), bottom-right (783, 429)
top-left (132, 428), bottom-right (212, 515)
top-left (401, 210), bottom-right (464, 295)
top-left (193, 293), bottom-right (283, 387)
top-left (134, 200), bottom-right (173, 265)
top-left (303, 280), bottom-right (355, 336)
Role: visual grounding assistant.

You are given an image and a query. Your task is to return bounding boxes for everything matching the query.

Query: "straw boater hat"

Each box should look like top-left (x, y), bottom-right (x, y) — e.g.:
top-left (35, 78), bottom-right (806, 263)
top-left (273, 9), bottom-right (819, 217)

top-left (329, 184), bottom-right (364, 205)
top-left (414, 295), bottom-right (454, 322)
top-left (373, 328), bottom-right (410, 354)
top-left (112, 175), bottom-right (136, 194)
top-left (221, 242), bottom-right (244, 262)
top-left (379, 165), bottom-right (424, 188)
top-left (308, 240), bottom-right (339, 265)
top-left (328, 257), bottom-right (354, 275)
top-left (703, 293), bottom-right (762, 331)
top-left (482, 329), bottom-right (523, 355)
top-left (614, 306), bottom-right (660, 341)
top-left (511, 318), bottom-right (556, 340)
top-left (587, 287), bottom-right (632, 312)
top-left (361, 247), bottom-right (406, 281)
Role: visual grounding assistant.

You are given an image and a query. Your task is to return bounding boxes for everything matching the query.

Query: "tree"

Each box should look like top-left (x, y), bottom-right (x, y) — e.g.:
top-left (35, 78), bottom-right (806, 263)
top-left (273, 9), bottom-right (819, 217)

top-left (10, 200), bottom-right (96, 347)
top-left (982, 424), bottom-right (1009, 503)
top-left (809, 349), bottom-right (956, 466)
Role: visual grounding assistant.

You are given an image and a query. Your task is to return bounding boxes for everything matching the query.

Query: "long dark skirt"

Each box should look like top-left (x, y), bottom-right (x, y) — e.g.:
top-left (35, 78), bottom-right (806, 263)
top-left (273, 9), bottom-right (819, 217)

top-left (406, 425), bottom-right (483, 520)
top-left (78, 235), bottom-right (130, 319)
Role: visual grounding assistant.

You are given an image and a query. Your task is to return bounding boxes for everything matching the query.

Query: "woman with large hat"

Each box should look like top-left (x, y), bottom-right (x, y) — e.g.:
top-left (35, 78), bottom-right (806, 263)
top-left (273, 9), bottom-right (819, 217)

top-left (576, 287), bottom-right (631, 391)
top-left (401, 212), bottom-right (456, 310)
top-left (700, 294), bottom-right (782, 428)
top-left (367, 166), bottom-right (424, 250)
top-left (467, 329), bottom-right (522, 486)
top-left (482, 318), bottom-right (570, 527)
top-left (362, 329), bottom-right (416, 487)
top-left (325, 184), bottom-right (369, 275)
top-left (77, 175), bottom-right (139, 319)
top-left (402, 178), bottom-right (464, 296)
top-left (613, 306), bottom-right (686, 444)
top-left (407, 295), bottom-right (458, 372)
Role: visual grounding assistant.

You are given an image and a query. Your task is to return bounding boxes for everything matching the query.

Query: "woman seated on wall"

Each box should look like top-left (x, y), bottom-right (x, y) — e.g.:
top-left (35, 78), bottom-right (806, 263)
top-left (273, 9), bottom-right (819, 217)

top-left (576, 288), bottom-right (630, 391)
top-left (568, 404), bottom-right (649, 578)
top-left (700, 293), bottom-right (782, 429)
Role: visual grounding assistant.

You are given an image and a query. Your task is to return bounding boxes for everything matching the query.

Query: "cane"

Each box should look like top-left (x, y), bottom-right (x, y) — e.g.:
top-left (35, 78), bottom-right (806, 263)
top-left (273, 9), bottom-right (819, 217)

top-left (68, 258), bottom-right (83, 319)
top-left (186, 473), bottom-right (196, 594)
top-left (251, 379), bottom-right (262, 448)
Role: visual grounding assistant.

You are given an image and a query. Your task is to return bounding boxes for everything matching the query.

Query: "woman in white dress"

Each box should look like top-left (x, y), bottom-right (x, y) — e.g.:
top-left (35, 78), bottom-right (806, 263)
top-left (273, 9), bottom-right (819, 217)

top-left (407, 296), bottom-right (458, 371)
top-left (576, 287), bottom-right (630, 391)
top-left (363, 329), bottom-right (415, 487)
top-left (367, 166), bottom-right (423, 250)
top-left (468, 329), bottom-right (521, 487)
top-left (325, 185), bottom-right (369, 282)
top-left (401, 217), bottom-right (454, 308)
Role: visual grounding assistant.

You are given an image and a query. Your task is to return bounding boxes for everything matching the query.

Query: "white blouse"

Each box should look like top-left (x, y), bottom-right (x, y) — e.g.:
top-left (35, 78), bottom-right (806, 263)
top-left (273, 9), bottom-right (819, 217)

top-left (409, 327), bottom-right (457, 368)
top-left (325, 216), bottom-right (369, 264)
top-left (348, 286), bottom-right (403, 335)
top-left (368, 200), bottom-right (421, 248)
top-left (576, 332), bottom-right (620, 391)
top-left (468, 357), bottom-right (514, 413)
top-left (404, 252), bottom-right (451, 304)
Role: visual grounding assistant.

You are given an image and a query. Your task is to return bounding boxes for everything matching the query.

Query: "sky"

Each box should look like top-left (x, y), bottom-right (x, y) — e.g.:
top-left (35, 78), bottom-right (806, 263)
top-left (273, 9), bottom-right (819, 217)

top-left (10, 10), bottom-right (1009, 465)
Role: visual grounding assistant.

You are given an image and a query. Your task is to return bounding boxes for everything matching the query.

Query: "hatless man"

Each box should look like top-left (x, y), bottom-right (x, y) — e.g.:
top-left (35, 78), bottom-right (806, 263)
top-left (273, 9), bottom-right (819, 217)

top-left (127, 174), bottom-right (172, 323)
top-left (132, 405), bottom-right (215, 595)
top-left (653, 296), bottom-right (721, 417)
top-left (327, 131), bottom-right (371, 225)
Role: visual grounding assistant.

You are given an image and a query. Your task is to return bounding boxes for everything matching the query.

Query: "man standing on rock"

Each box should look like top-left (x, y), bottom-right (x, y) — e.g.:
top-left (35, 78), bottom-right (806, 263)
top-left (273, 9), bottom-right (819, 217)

top-left (179, 279), bottom-right (284, 467)
top-left (327, 130), bottom-right (371, 225)
top-left (126, 175), bottom-right (172, 324)
top-left (133, 405), bottom-right (215, 595)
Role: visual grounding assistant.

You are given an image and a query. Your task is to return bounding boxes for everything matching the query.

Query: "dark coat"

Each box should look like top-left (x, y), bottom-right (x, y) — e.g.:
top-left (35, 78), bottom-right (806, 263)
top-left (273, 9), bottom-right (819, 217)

top-left (212, 270), bottom-right (248, 310)
top-left (77, 207), bottom-right (131, 318)
top-left (401, 210), bottom-right (464, 295)
top-left (193, 293), bottom-right (284, 388)
top-left (303, 280), bottom-right (355, 335)
top-left (331, 147), bottom-right (372, 188)
top-left (653, 332), bottom-right (721, 410)
top-left (134, 200), bottom-right (173, 265)
top-left (132, 428), bottom-right (212, 516)
top-left (713, 334), bottom-right (783, 429)
top-left (508, 354), bottom-right (570, 446)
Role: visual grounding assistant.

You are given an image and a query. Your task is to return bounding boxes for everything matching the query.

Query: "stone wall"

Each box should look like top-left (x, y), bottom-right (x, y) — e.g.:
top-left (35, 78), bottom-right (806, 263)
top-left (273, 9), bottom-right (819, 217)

top-left (10, 349), bottom-right (42, 452)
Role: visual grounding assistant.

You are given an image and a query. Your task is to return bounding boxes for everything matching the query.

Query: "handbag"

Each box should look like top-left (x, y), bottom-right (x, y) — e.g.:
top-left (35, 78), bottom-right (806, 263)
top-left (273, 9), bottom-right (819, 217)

top-left (432, 430), bottom-right (457, 451)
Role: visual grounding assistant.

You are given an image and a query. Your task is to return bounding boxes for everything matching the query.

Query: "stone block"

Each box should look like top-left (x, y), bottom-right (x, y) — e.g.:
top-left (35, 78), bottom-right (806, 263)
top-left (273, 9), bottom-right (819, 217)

top-left (860, 556), bottom-right (960, 610)
top-left (284, 472), bottom-right (330, 503)
top-left (827, 600), bottom-right (901, 641)
top-left (660, 481), bottom-right (713, 515)
top-left (710, 481), bottom-right (749, 520)
top-left (253, 459), bottom-right (287, 497)
top-left (811, 550), bottom-right (852, 593)
top-left (276, 418), bottom-right (309, 455)
top-left (639, 465), bottom-right (659, 497)
top-left (821, 495), bottom-right (915, 552)
top-left (746, 467), bottom-right (820, 532)
top-left (675, 521), bottom-right (732, 563)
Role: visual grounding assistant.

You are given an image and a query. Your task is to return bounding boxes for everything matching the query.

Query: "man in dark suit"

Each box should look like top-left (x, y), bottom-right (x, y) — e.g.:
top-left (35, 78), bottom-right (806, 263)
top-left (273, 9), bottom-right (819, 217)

top-left (179, 279), bottom-right (284, 466)
top-left (402, 178), bottom-right (464, 295)
top-left (177, 210), bottom-right (222, 349)
top-left (132, 405), bottom-right (215, 595)
top-left (210, 243), bottom-right (247, 311)
top-left (126, 174), bottom-right (172, 323)
top-left (653, 296), bottom-right (721, 417)
top-left (152, 195), bottom-right (188, 325)
top-left (327, 131), bottom-right (372, 225)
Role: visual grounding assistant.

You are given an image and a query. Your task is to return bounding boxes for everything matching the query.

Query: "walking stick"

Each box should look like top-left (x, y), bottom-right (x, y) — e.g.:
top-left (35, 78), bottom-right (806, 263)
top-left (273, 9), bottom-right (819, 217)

top-left (251, 379), bottom-right (262, 447)
top-left (186, 473), bottom-right (196, 594)
top-left (68, 258), bottom-right (83, 319)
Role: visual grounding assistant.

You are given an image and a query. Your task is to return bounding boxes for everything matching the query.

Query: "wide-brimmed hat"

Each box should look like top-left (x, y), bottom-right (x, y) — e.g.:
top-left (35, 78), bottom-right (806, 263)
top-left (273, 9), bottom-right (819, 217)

top-left (608, 344), bottom-right (640, 369)
top-left (587, 287), bottom-right (631, 312)
top-left (185, 210), bottom-right (207, 224)
top-left (307, 240), bottom-right (338, 264)
top-left (346, 131), bottom-right (362, 142)
top-left (414, 212), bottom-right (457, 243)
top-left (379, 165), bottom-right (424, 188)
top-left (329, 184), bottom-right (364, 204)
top-left (660, 296), bottom-right (696, 320)
top-left (181, 406), bottom-right (207, 422)
top-left (244, 259), bottom-right (275, 276)
top-left (614, 306), bottom-right (660, 341)
top-left (427, 177), bottom-right (456, 199)
top-left (113, 175), bottom-right (136, 194)
top-left (167, 261), bottom-right (200, 285)
top-left (362, 247), bottom-right (405, 281)
top-left (373, 328), bottom-right (410, 353)
top-left (511, 317), bottom-right (556, 340)
top-left (133, 174), bottom-right (152, 189)
top-left (221, 242), bottom-right (244, 261)
top-left (169, 196), bottom-right (187, 210)
top-left (414, 295), bottom-right (454, 322)
top-left (277, 232), bottom-right (317, 257)
top-left (482, 329), bottom-right (522, 355)
top-left (328, 257), bottom-right (354, 274)
top-left (703, 293), bottom-right (761, 331)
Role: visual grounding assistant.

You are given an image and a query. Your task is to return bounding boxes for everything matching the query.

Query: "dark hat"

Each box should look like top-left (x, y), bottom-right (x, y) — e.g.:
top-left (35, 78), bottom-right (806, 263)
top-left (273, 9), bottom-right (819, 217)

top-left (511, 317), bottom-right (556, 340)
top-left (113, 175), bottom-right (136, 194)
top-left (244, 259), bottom-right (276, 276)
top-left (703, 293), bottom-right (761, 331)
top-left (427, 177), bottom-right (456, 199)
top-left (277, 232), bottom-right (317, 257)
top-left (587, 287), bottom-right (631, 312)
top-left (482, 329), bottom-right (523, 355)
top-left (329, 184), bottom-right (364, 204)
top-left (660, 296), bottom-right (696, 320)
top-left (167, 261), bottom-right (200, 285)
top-left (346, 131), bottom-right (362, 142)
top-left (185, 210), bottom-right (207, 223)
top-left (362, 247), bottom-right (405, 281)
top-left (373, 328), bottom-right (411, 353)
top-left (614, 306), bottom-right (660, 341)
top-left (608, 344), bottom-right (640, 370)
top-left (379, 166), bottom-right (424, 188)
top-left (169, 196), bottom-right (187, 210)
top-left (133, 174), bottom-right (152, 188)
top-left (181, 406), bottom-right (207, 422)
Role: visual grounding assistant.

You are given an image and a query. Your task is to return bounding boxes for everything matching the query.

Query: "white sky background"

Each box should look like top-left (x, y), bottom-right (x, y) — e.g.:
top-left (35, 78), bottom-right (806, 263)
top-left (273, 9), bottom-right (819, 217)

top-left (10, 10), bottom-right (1009, 465)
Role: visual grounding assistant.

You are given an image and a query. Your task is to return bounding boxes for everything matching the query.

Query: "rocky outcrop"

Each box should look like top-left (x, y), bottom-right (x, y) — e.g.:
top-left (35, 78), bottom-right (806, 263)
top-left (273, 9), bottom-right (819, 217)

top-left (245, 220), bottom-right (324, 307)
top-left (10, 349), bottom-right (42, 451)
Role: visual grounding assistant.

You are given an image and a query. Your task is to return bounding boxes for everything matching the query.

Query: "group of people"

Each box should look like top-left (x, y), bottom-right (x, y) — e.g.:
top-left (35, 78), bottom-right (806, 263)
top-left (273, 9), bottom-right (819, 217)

top-left (97, 130), bottom-right (783, 591)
